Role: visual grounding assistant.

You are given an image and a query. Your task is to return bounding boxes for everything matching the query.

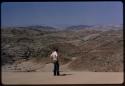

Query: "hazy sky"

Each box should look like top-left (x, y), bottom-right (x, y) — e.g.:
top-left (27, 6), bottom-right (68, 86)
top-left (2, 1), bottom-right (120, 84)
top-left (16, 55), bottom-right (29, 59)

top-left (1, 2), bottom-right (123, 27)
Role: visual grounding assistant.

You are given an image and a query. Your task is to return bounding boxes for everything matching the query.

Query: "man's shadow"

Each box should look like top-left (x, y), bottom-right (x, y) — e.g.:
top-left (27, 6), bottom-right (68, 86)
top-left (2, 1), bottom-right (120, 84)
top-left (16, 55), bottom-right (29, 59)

top-left (59, 73), bottom-right (72, 76)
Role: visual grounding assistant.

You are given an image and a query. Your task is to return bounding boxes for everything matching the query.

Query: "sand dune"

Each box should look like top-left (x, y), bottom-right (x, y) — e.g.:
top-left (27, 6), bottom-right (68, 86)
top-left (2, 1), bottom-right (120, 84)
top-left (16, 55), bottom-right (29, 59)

top-left (2, 72), bottom-right (123, 84)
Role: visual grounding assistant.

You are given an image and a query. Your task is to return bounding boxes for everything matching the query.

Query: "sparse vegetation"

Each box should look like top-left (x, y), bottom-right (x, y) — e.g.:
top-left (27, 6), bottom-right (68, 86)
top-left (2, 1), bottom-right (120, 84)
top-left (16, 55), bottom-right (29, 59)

top-left (1, 25), bottom-right (123, 72)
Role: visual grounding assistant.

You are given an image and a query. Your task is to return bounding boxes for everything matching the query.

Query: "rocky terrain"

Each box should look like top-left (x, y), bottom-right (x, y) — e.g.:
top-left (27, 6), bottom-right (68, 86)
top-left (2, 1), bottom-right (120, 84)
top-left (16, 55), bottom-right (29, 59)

top-left (1, 25), bottom-right (123, 72)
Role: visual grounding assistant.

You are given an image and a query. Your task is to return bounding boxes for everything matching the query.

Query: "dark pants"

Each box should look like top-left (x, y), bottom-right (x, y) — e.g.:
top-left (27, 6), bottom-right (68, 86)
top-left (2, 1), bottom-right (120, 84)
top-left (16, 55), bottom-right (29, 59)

top-left (53, 61), bottom-right (60, 76)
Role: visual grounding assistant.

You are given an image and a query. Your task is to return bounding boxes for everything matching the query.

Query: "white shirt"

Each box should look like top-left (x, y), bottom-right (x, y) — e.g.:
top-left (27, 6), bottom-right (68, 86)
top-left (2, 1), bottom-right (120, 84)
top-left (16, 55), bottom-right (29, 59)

top-left (50, 51), bottom-right (58, 61)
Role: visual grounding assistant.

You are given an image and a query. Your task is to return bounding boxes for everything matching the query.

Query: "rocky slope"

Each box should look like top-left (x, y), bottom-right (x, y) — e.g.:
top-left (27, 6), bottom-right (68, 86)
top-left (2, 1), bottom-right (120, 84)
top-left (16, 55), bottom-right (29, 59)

top-left (1, 25), bottom-right (123, 72)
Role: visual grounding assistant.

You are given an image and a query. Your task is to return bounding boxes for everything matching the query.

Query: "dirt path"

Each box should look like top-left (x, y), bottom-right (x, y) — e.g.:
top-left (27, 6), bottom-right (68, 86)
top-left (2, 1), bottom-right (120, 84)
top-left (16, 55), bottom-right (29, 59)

top-left (2, 72), bottom-right (123, 84)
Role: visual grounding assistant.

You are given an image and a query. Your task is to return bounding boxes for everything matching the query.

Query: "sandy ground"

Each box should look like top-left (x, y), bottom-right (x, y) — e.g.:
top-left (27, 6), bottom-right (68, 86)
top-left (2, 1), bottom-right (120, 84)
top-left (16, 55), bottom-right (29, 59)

top-left (2, 72), bottom-right (123, 85)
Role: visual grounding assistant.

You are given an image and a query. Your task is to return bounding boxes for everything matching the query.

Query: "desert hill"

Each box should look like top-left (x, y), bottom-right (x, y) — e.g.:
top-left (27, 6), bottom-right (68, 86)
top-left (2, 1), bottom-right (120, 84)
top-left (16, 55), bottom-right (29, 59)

top-left (1, 25), bottom-right (123, 72)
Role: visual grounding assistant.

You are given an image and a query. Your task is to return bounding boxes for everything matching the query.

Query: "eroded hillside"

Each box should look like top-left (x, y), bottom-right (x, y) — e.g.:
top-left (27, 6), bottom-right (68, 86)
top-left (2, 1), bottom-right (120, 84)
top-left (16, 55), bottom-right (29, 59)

top-left (1, 26), bottom-right (123, 72)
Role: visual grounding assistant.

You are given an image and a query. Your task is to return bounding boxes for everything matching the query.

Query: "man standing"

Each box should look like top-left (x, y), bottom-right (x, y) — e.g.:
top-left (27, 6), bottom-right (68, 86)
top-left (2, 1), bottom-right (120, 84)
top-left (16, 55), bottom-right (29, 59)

top-left (50, 49), bottom-right (60, 76)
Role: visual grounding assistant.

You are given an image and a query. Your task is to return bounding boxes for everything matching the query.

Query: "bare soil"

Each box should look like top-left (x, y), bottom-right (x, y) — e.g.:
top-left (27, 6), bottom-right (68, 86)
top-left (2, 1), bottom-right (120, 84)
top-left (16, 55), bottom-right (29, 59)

top-left (2, 72), bottom-right (123, 84)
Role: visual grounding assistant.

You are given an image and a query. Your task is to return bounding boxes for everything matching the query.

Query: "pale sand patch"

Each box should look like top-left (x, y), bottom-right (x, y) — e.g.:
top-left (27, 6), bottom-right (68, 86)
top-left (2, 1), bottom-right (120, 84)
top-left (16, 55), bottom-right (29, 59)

top-left (2, 72), bottom-right (123, 84)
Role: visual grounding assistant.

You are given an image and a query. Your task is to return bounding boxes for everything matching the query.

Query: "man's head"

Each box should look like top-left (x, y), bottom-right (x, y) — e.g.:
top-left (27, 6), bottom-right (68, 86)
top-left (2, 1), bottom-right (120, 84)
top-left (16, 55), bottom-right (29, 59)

top-left (55, 48), bottom-right (58, 52)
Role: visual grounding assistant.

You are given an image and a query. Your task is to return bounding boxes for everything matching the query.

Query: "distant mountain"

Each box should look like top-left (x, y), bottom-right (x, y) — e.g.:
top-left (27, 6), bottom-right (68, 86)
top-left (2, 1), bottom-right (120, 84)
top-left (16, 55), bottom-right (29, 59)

top-left (66, 25), bottom-right (92, 30)
top-left (52, 24), bottom-right (74, 30)
top-left (90, 24), bottom-right (123, 31)
top-left (65, 24), bottom-right (123, 31)
top-left (7, 25), bottom-right (58, 31)
top-left (3, 24), bottom-right (122, 31)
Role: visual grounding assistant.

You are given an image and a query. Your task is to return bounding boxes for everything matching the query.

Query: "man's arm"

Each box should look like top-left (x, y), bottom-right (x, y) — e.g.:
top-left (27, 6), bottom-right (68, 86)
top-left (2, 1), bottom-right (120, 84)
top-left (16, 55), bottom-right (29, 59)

top-left (49, 54), bottom-right (53, 63)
